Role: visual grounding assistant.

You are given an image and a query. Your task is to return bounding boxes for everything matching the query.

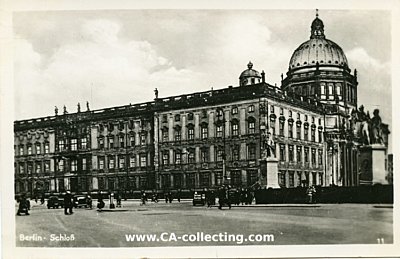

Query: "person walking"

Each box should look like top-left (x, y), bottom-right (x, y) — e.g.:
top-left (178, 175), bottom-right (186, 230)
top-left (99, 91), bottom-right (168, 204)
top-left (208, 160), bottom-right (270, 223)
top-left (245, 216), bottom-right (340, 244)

top-left (63, 191), bottom-right (73, 215)
top-left (97, 196), bottom-right (105, 211)
top-left (17, 194), bottom-right (30, 216)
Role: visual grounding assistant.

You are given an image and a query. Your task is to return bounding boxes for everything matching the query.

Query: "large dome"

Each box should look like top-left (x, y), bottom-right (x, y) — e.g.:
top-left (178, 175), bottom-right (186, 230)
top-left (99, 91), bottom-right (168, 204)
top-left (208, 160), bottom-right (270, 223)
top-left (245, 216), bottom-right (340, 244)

top-left (288, 16), bottom-right (349, 71)
top-left (289, 38), bottom-right (348, 70)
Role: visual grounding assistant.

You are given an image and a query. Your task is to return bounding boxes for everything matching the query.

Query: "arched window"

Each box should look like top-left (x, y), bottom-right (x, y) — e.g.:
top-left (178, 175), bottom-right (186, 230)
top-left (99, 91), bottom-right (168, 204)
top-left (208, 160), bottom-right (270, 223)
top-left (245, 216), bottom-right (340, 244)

top-left (201, 123), bottom-right (208, 139)
top-left (248, 117), bottom-right (256, 134)
top-left (232, 119), bottom-right (239, 136)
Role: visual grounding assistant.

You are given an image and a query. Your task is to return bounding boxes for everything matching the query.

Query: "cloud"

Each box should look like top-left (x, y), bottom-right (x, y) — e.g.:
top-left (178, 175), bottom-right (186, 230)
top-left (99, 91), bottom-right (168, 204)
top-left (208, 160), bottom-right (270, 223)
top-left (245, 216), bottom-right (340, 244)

top-left (14, 19), bottom-right (202, 119)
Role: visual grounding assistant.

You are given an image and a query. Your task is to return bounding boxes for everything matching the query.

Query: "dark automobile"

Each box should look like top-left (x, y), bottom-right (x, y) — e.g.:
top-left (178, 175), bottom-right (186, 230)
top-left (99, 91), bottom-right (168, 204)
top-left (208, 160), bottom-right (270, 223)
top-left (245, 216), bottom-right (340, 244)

top-left (47, 196), bottom-right (64, 209)
top-left (193, 192), bottom-right (206, 206)
top-left (73, 195), bottom-right (88, 208)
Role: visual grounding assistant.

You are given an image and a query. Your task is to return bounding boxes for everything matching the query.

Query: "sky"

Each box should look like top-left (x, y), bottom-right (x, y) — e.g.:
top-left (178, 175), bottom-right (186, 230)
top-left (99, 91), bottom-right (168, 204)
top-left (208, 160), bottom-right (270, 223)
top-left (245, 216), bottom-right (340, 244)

top-left (13, 9), bottom-right (391, 126)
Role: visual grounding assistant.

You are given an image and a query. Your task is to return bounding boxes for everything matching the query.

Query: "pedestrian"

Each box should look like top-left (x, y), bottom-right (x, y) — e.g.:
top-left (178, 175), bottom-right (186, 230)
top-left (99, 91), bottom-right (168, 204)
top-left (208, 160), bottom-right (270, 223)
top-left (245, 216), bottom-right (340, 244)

top-left (97, 196), bottom-right (105, 211)
top-left (63, 191), bottom-right (73, 215)
top-left (17, 194), bottom-right (30, 216)
top-left (86, 195), bottom-right (93, 209)
top-left (177, 189), bottom-right (181, 203)
top-left (168, 191), bottom-right (173, 203)
top-left (141, 191), bottom-right (147, 205)
top-left (116, 193), bottom-right (122, 207)
top-left (40, 195), bottom-right (45, 205)
top-left (306, 186), bottom-right (315, 204)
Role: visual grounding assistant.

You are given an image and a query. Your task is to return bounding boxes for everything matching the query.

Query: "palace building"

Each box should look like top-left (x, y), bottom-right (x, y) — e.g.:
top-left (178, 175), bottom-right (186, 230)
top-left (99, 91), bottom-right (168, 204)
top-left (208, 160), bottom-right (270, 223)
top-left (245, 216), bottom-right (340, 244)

top-left (14, 13), bottom-right (390, 196)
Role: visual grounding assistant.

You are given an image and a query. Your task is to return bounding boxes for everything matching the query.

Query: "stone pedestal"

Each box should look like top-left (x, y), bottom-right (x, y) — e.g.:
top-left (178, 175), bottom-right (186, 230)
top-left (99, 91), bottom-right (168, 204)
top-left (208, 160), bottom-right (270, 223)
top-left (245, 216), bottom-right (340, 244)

top-left (259, 157), bottom-right (280, 189)
top-left (359, 144), bottom-right (388, 185)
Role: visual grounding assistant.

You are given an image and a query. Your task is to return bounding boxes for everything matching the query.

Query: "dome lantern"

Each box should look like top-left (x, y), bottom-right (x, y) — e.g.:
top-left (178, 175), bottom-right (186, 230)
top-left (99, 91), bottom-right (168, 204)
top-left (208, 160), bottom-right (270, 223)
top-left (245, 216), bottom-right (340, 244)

top-left (239, 61), bottom-right (262, 86)
top-left (311, 9), bottom-right (325, 39)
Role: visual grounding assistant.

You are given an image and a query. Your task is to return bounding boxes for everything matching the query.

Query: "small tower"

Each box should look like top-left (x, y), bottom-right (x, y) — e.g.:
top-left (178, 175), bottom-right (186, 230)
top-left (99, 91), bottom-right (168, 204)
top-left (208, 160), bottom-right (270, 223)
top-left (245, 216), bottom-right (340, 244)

top-left (239, 61), bottom-right (262, 86)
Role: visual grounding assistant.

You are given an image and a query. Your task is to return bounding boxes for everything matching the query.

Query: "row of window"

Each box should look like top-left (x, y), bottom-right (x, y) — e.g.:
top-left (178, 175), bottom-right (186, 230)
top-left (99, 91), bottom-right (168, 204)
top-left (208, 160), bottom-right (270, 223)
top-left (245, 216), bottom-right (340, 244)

top-left (277, 144), bottom-right (323, 165)
top-left (97, 154), bottom-right (148, 170)
top-left (17, 161), bottom-right (51, 174)
top-left (98, 134), bottom-right (147, 149)
top-left (162, 105), bottom-right (255, 123)
top-left (278, 170), bottom-right (324, 188)
top-left (271, 119), bottom-right (323, 142)
top-left (16, 142), bottom-right (50, 156)
top-left (162, 118), bottom-right (256, 142)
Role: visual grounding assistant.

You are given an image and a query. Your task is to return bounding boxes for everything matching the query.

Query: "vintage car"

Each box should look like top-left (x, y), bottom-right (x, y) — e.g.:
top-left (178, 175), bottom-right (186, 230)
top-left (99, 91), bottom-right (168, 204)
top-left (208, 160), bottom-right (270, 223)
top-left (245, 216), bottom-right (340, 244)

top-left (47, 196), bottom-right (64, 209)
top-left (192, 192), bottom-right (206, 206)
top-left (73, 195), bottom-right (88, 208)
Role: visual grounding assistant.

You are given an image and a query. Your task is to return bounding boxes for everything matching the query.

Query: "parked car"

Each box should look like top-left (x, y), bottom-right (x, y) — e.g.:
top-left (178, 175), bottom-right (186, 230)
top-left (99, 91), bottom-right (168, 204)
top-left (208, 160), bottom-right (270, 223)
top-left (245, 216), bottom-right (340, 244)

top-left (47, 196), bottom-right (64, 209)
top-left (193, 192), bottom-right (206, 206)
top-left (73, 195), bottom-right (88, 208)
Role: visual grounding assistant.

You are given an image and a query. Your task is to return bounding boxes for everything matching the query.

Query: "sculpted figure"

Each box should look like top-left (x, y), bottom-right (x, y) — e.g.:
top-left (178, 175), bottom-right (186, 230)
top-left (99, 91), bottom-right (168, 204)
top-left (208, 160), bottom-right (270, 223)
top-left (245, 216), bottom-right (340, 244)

top-left (370, 109), bottom-right (383, 144)
top-left (262, 129), bottom-right (275, 159)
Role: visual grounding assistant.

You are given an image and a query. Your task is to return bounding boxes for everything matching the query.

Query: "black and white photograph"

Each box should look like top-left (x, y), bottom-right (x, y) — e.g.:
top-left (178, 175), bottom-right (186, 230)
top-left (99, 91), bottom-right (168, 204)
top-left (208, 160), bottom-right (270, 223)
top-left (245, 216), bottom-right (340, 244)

top-left (1, 1), bottom-right (399, 258)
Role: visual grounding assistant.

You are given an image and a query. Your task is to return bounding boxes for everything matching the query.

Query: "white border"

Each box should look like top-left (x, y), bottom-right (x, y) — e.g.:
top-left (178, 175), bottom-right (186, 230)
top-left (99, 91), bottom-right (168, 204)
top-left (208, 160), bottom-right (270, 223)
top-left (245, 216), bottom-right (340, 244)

top-left (1, 0), bottom-right (399, 258)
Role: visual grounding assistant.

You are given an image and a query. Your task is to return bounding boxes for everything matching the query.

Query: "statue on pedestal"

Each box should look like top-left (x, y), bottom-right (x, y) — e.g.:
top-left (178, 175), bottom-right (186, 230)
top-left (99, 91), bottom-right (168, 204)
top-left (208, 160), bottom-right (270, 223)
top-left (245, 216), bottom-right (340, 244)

top-left (370, 109), bottom-right (383, 145)
top-left (262, 129), bottom-right (275, 159)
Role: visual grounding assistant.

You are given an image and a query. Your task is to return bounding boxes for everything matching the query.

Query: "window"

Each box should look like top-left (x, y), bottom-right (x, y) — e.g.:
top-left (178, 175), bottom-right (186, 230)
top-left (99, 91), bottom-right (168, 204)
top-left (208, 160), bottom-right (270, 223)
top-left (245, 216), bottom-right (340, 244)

top-left (296, 146), bottom-right (302, 162)
top-left (27, 163), bottom-right (33, 174)
top-left (162, 115), bottom-right (168, 123)
top-left (188, 113), bottom-right (194, 120)
top-left (279, 144), bottom-right (286, 161)
top-left (35, 143), bottom-right (41, 154)
top-left (118, 121), bottom-right (124, 131)
top-left (186, 173), bottom-right (195, 188)
top-left (99, 124), bottom-right (104, 132)
top-left (289, 171), bottom-right (294, 187)
top-left (129, 156), bottom-right (136, 168)
top-left (108, 122), bottom-right (114, 132)
top-left (248, 118), bottom-right (256, 134)
top-left (216, 109), bottom-right (224, 118)
top-left (231, 170), bottom-right (242, 187)
top-left (279, 120), bottom-right (284, 136)
top-left (58, 159), bottom-right (64, 171)
top-left (216, 148), bottom-right (224, 162)
top-left (82, 158), bottom-right (87, 170)
top-left (201, 125), bottom-right (208, 139)
top-left (288, 122), bottom-right (293, 138)
top-left (173, 174), bottom-right (183, 189)
top-left (328, 84), bottom-right (334, 99)
top-left (232, 120), bottom-right (239, 136)
top-left (71, 139), bottom-right (77, 151)
top-left (296, 124), bottom-right (301, 139)
top-left (318, 149), bottom-right (323, 165)
top-left (99, 157), bottom-right (105, 170)
top-left (202, 110), bottom-right (207, 118)
top-left (81, 138), bottom-right (87, 149)
top-left (99, 138), bottom-right (104, 149)
top-left (140, 154), bottom-right (147, 167)
top-left (201, 148), bottom-right (209, 162)
top-left (289, 110), bottom-right (292, 117)
top-left (19, 146), bottom-right (24, 156)
top-left (304, 147), bottom-right (309, 163)
top-left (270, 105), bottom-right (275, 113)
top-left (71, 160), bottom-right (77, 172)
top-left (319, 173), bottom-right (324, 186)
top-left (108, 137), bottom-right (114, 148)
top-left (175, 151), bottom-right (181, 164)
top-left (141, 134), bottom-right (146, 145)
top-left (297, 172), bottom-right (302, 186)
top-left (188, 150), bottom-right (195, 163)
top-left (109, 157), bottom-right (115, 169)
top-left (318, 130), bottom-right (323, 143)
top-left (175, 114), bottom-right (180, 122)
top-left (232, 145), bottom-right (240, 161)
top-left (35, 164), bottom-right (41, 174)
top-left (162, 129), bottom-right (169, 142)
top-left (311, 128), bottom-right (316, 142)
top-left (305, 115), bottom-right (308, 121)
top-left (248, 105), bottom-right (255, 113)
top-left (119, 136), bottom-right (125, 148)
top-left (216, 125), bottom-right (223, 138)
top-left (270, 118), bottom-right (276, 135)
top-left (162, 152), bottom-right (169, 165)
top-left (232, 107), bottom-right (238, 115)
top-left (312, 172), bottom-right (317, 185)
top-left (58, 140), bottom-right (65, 151)
top-left (188, 127), bottom-right (194, 140)
top-left (297, 113), bottom-right (300, 120)
top-left (174, 128), bottom-right (181, 141)
top-left (27, 144), bottom-right (32, 155)
top-left (130, 135), bottom-right (135, 146)
top-left (312, 117), bottom-right (315, 123)
top-left (119, 156), bottom-right (125, 168)
top-left (247, 170), bottom-right (258, 186)
top-left (278, 171), bottom-right (286, 187)
top-left (289, 145), bottom-right (294, 162)
top-left (321, 84), bottom-right (326, 95)
top-left (248, 144), bottom-right (256, 160)
top-left (44, 161), bottom-right (50, 172)
top-left (304, 126), bottom-right (309, 141)
top-left (280, 107), bottom-right (284, 115)
top-left (311, 148), bottom-right (316, 165)
top-left (215, 171), bottom-right (223, 186)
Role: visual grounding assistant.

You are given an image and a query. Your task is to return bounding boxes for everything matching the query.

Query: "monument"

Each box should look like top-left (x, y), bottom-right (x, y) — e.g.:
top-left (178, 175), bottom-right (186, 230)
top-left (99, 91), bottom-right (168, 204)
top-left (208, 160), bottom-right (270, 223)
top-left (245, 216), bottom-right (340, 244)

top-left (352, 107), bottom-right (390, 185)
top-left (259, 129), bottom-right (280, 189)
